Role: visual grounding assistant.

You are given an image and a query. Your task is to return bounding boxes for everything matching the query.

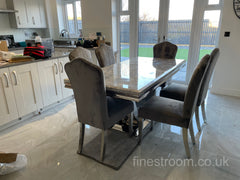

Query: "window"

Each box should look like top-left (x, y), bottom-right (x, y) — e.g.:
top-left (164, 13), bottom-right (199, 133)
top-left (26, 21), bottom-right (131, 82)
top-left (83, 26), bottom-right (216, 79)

top-left (64, 0), bottom-right (82, 37)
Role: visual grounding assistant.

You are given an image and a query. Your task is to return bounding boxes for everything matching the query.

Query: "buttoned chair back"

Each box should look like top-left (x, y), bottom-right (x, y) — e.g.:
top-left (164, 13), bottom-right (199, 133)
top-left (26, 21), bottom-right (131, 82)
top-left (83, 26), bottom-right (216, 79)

top-left (153, 41), bottom-right (178, 59)
top-left (95, 44), bottom-right (115, 67)
top-left (65, 58), bottom-right (109, 130)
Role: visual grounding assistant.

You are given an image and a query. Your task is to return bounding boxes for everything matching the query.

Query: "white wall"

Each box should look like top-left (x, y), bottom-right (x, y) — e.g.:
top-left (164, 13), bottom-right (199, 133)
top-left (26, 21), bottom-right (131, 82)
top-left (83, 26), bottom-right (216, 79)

top-left (211, 0), bottom-right (240, 97)
top-left (0, 0), bottom-right (47, 42)
top-left (44, 0), bottom-right (60, 39)
top-left (81, 0), bottom-right (113, 44)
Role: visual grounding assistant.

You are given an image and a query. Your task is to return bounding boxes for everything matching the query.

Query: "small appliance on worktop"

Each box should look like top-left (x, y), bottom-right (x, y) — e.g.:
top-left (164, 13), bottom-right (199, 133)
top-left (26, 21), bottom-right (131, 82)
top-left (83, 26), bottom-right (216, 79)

top-left (0, 35), bottom-right (16, 48)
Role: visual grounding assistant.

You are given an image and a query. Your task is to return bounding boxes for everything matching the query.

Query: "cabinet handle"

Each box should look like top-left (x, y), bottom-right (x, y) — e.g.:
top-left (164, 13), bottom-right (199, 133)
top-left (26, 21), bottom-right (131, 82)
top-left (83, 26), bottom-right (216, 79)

top-left (54, 63), bottom-right (58, 75)
top-left (3, 73), bottom-right (9, 88)
top-left (32, 17), bottom-right (35, 25)
top-left (60, 62), bottom-right (64, 73)
top-left (12, 71), bottom-right (18, 85)
top-left (17, 16), bottom-right (21, 25)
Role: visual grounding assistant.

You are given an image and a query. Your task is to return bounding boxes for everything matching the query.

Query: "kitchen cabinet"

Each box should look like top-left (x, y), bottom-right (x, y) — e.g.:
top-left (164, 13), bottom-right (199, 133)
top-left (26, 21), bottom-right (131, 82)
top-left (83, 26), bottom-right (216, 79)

top-left (37, 59), bottom-right (62, 107)
top-left (0, 68), bottom-right (18, 126)
top-left (7, 0), bottom-right (28, 28)
top-left (38, 0), bottom-right (47, 28)
top-left (26, 0), bottom-right (47, 28)
top-left (9, 64), bottom-right (43, 117)
top-left (7, 0), bottom-right (47, 28)
top-left (0, 56), bottom-right (73, 127)
top-left (58, 57), bottom-right (73, 99)
top-left (37, 57), bottom-right (73, 108)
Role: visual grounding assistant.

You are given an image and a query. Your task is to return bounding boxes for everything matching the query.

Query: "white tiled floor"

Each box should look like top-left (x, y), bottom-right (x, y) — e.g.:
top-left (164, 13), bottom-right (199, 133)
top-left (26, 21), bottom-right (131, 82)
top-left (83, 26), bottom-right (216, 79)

top-left (0, 93), bottom-right (240, 180)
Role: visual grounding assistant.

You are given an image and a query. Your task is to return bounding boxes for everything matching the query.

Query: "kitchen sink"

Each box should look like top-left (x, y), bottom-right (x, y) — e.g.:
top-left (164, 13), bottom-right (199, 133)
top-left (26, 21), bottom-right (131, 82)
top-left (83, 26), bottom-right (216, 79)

top-left (54, 39), bottom-right (77, 47)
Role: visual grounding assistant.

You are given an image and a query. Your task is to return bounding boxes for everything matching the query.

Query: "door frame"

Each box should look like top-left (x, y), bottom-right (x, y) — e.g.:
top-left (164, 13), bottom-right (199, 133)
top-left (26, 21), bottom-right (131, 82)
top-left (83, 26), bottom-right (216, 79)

top-left (115, 0), bottom-right (223, 83)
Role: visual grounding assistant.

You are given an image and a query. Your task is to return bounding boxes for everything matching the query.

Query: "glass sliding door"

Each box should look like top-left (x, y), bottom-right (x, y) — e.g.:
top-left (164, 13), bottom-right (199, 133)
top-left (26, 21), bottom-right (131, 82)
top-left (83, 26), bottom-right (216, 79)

top-left (116, 0), bottom-right (222, 83)
top-left (120, 15), bottom-right (130, 61)
top-left (167, 0), bottom-right (194, 82)
top-left (119, 0), bottom-right (138, 61)
top-left (138, 0), bottom-right (160, 58)
top-left (199, 10), bottom-right (221, 60)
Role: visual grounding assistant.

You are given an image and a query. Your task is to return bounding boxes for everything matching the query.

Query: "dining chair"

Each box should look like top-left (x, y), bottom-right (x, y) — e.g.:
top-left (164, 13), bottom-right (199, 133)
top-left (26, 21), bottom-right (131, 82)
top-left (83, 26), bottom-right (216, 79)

top-left (65, 58), bottom-right (134, 161)
top-left (153, 41), bottom-right (178, 88)
top-left (69, 47), bottom-right (99, 66)
top-left (95, 44), bottom-right (116, 67)
top-left (160, 48), bottom-right (220, 131)
top-left (153, 41), bottom-right (178, 59)
top-left (138, 54), bottom-right (210, 158)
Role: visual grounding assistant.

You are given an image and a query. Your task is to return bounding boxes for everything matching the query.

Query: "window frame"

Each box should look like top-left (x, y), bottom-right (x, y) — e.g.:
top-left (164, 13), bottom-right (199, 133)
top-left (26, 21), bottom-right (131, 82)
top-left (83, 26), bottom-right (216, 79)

top-left (63, 0), bottom-right (82, 37)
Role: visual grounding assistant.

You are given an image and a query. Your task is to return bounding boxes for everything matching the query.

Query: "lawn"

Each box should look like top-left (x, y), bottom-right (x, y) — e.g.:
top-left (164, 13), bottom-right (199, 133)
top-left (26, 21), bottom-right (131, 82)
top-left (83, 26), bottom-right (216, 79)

top-left (121, 47), bottom-right (212, 61)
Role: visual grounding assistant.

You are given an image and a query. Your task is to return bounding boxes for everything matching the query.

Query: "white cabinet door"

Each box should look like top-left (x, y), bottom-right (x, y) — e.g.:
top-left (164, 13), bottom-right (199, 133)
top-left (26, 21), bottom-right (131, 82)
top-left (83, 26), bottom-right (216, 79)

top-left (12, 0), bottom-right (29, 28)
top-left (9, 64), bottom-right (43, 117)
top-left (26, 0), bottom-right (41, 28)
top-left (58, 57), bottom-right (73, 99)
top-left (38, 0), bottom-right (47, 28)
top-left (25, 0), bottom-right (46, 28)
top-left (37, 60), bottom-right (62, 107)
top-left (0, 68), bottom-right (18, 126)
top-left (7, 0), bottom-right (47, 28)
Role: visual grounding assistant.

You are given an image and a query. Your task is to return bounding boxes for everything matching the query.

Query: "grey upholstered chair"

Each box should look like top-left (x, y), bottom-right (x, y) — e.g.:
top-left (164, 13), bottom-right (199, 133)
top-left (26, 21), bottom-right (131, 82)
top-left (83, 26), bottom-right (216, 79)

top-left (95, 44), bottom-right (116, 67)
top-left (138, 54), bottom-right (210, 158)
top-left (160, 48), bottom-right (220, 131)
top-left (69, 47), bottom-right (92, 61)
top-left (65, 58), bottom-right (134, 161)
top-left (153, 41), bottom-right (178, 59)
top-left (69, 47), bottom-right (99, 66)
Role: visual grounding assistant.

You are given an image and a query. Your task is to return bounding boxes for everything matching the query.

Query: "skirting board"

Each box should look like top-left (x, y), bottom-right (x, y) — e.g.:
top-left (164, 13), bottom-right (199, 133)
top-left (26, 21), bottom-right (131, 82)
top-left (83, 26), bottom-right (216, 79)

top-left (210, 87), bottom-right (240, 98)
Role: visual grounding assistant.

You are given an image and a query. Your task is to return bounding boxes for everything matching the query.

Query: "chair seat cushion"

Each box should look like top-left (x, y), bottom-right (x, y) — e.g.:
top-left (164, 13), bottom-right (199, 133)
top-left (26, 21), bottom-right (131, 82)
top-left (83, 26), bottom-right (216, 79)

top-left (160, 83), bottom-right (187, 101)
top-left (138, 96), bottom-right (188, 128)
top-left (107, 97), bottom-right (133, 128)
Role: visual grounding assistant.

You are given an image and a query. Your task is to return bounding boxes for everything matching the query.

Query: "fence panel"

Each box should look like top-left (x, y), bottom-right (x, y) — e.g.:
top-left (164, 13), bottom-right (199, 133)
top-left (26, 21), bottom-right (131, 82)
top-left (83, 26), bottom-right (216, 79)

top-left (120, 20), bottom-right (218, 46)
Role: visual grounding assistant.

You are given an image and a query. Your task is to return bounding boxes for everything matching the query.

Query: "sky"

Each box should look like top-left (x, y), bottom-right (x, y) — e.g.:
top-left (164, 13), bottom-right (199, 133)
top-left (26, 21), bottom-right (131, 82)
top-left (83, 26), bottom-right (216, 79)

top-left (139, 0), bottom-right (220, 27)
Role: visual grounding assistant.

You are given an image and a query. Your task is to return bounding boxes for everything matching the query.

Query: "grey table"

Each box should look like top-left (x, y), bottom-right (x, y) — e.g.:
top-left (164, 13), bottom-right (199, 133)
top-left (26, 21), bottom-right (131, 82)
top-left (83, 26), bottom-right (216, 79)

top-left (65, 57), bottom-right (186, 102)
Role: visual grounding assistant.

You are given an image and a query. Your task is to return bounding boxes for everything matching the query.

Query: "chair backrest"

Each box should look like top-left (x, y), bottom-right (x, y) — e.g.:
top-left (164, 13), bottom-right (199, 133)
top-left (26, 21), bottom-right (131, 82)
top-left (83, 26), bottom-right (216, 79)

top-left (69, 46), bottom-right (94, 63)
top-left (153, 41), bottom-right (178, 59)
top-left (183, 54), bottom-right (210, 125)
top-left (197, 48), bottom-right (220, 106)
top-left (65, 58), bottom-right (109, 130)
top-left (95, 44), bottom-right (115, 67)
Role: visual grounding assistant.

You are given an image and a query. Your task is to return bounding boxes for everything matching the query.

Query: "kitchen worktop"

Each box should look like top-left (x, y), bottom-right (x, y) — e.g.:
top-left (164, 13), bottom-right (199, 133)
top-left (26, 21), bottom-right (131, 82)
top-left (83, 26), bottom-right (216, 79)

top-left (0, 50), bottom-right (70, 69)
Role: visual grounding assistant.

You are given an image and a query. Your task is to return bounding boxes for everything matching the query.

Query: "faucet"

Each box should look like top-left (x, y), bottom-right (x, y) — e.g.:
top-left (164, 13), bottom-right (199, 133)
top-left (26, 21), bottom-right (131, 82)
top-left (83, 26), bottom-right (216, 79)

top-left (59, 29), bottom-right (70, 38)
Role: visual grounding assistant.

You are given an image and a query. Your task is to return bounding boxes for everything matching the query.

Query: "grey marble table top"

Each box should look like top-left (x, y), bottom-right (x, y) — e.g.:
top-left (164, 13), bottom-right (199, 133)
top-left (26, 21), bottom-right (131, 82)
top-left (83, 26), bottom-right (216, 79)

top-left (65, 57), bottom-right (186, 102)
top-left (101, 57), bottom-right (185, 101)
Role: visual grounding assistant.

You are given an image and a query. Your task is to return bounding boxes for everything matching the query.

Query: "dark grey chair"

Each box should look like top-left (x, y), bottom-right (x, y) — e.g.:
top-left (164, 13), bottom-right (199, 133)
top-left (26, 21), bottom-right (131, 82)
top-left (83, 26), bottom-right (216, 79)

top-left (65, 58), bottom-right (134, 161)
top-left (95, 44), bottom-right (115, 67)
top-left (160, 48), bottom-right (220, 131)
top-left (153, 41), bottom-right (178, 59)
top-left (138, 54), bottom-right (210, 158)
top-left (69, 47), bottom-right (92, 61)
top-left (153, 41), bottom-right (178, 88)
top-left (69, 47), bottom-right (100, 66)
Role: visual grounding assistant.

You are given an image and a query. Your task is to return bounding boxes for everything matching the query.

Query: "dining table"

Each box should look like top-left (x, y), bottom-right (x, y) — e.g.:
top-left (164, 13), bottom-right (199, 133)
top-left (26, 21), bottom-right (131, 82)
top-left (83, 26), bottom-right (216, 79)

top-left (64, 57), bottom-right (186, 103)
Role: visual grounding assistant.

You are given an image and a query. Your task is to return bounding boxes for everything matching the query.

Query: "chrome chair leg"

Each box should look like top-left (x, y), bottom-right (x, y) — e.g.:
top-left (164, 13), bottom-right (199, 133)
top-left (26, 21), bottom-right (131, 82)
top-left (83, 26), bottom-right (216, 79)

top-left (201, 100), bottom-right (207, 123)
top-left (100, 130), bottom-right (106, 162)
top-left (150, 120), bottom-right (154, 131)
top-left (129, 112), bottom-right (134, 136)
top-left (189, 120), bottom-right (195, 145)
top-left (182, 128), bottom-right (191, 158)
top-left (77, 123), bottom-right (85, 154)
top-left (195, 107), bottom-right (202, 132)
top-left (138, 118), bottom-right (143, 145)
